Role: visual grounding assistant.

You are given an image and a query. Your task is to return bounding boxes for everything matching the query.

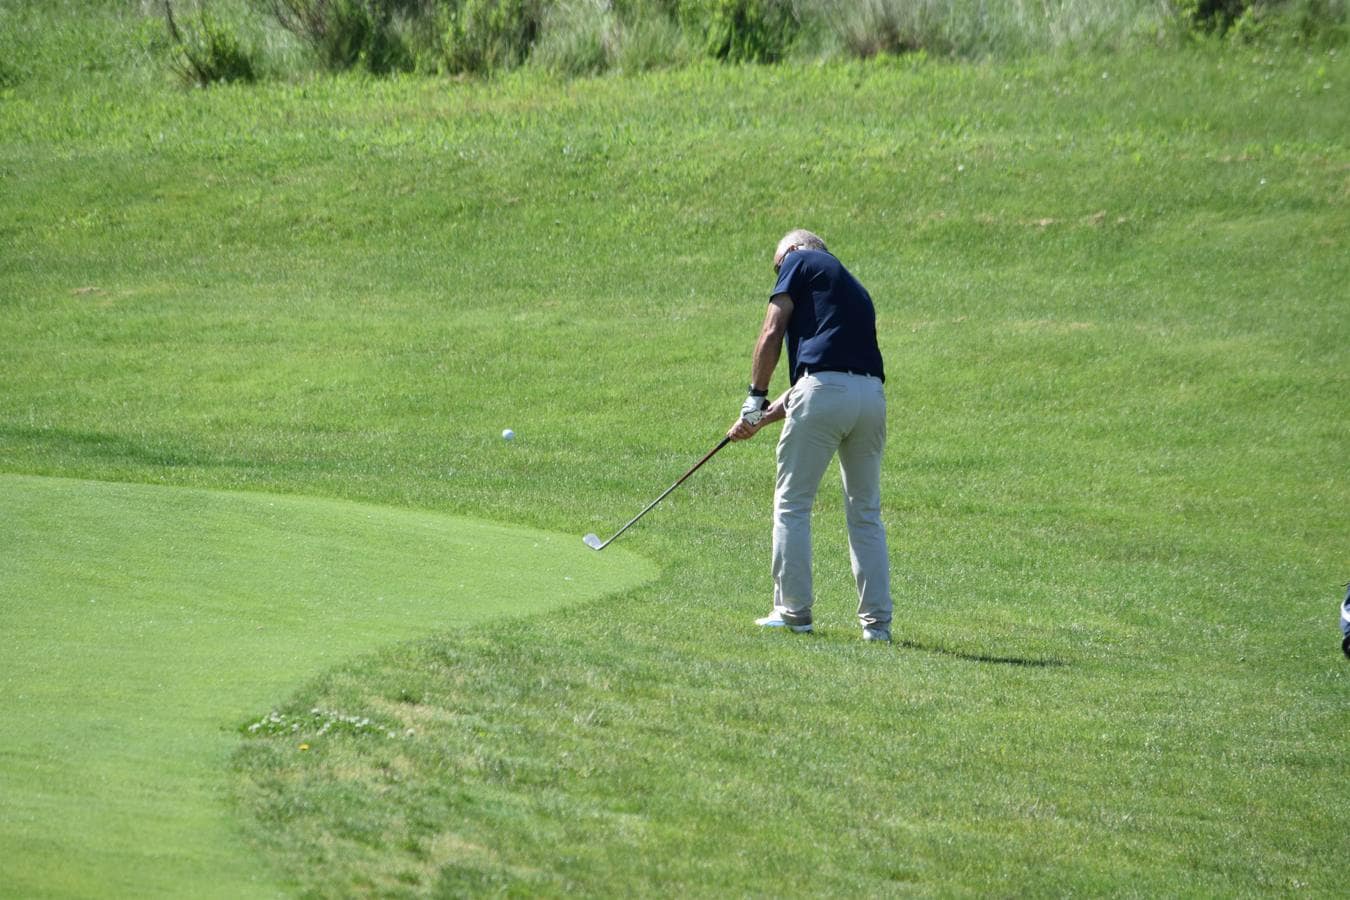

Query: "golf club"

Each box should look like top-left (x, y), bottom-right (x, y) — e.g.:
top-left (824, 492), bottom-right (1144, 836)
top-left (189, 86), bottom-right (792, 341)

top-left (584, 436), bottom-right (732, 550)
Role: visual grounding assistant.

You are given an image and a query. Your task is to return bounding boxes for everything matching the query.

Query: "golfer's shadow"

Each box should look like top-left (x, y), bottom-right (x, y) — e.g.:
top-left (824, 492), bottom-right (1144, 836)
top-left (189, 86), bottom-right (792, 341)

top-left (896, 639), bottom-right (1067, 668)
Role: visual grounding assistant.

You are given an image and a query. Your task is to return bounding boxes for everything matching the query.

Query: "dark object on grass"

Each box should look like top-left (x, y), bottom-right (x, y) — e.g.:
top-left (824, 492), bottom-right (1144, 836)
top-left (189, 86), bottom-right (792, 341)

top-left (1341, 582), bottom-right (1350, 659)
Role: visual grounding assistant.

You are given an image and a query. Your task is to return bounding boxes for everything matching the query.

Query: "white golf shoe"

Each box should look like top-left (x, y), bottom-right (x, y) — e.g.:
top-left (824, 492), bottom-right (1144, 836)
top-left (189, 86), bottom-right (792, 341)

top-left (755, 609), bottom-right (812, 633)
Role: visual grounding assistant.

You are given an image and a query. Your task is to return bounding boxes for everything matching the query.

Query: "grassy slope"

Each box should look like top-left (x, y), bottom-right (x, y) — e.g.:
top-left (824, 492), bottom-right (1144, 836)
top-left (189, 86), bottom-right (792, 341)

top-left (2, 4), bottom-right (1347, 894)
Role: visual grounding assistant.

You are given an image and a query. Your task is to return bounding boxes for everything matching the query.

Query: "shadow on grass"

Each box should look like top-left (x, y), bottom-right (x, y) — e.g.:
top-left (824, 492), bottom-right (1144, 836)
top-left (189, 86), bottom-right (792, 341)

top-left (1, 424), bottom-right (205, 468)
top-left (0, 424), bottom-right (279, 473)
top-left (897, 639), bottom-right (1068, 668)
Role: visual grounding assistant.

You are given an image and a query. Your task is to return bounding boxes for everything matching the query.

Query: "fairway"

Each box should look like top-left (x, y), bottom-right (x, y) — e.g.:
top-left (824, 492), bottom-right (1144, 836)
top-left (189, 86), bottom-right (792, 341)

top-left (0, 474), bottom-right (654, 897)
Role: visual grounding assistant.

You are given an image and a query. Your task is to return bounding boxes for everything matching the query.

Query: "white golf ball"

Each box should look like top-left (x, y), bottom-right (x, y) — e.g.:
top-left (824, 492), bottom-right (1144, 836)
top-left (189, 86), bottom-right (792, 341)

top-left (502, 428), bottom-right (515, 441)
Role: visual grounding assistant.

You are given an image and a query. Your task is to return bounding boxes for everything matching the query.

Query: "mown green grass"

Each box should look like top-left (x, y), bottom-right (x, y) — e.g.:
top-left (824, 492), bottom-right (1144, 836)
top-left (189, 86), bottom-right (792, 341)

top-left (0, 475), bottom-right (651, 897)
top-left (2, 5), bottom-right (1347, 894)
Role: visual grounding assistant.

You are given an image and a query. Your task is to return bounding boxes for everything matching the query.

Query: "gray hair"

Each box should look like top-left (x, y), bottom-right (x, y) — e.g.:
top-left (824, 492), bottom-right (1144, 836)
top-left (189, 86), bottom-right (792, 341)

top-left (775, 229), bottom-right (827, 261)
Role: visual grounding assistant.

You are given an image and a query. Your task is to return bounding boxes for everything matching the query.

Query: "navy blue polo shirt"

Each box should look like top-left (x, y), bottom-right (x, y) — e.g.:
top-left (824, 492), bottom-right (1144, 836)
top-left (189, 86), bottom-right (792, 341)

top-left (771, 248), bottom-right (885, 384)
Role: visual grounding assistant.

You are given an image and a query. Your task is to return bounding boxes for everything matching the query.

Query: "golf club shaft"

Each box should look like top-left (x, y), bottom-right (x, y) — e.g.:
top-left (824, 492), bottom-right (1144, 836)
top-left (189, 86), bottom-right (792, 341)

top-left (603, 436), bottom-right (731, 546)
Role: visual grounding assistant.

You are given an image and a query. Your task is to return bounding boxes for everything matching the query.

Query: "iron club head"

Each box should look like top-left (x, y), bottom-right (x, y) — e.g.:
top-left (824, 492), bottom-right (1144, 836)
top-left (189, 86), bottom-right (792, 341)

top-left (583, 533), bottom-right (604, 550)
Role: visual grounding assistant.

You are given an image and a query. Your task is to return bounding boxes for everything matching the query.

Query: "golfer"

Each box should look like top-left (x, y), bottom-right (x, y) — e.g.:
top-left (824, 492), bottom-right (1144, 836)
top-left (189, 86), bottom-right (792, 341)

top-left (727, 229), bottom-right (893, 642)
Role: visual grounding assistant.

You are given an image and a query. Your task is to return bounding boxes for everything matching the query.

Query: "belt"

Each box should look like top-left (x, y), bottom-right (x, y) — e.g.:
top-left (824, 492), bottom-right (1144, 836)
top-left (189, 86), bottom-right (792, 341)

top-left (800, 366), bottom-right (876, 378)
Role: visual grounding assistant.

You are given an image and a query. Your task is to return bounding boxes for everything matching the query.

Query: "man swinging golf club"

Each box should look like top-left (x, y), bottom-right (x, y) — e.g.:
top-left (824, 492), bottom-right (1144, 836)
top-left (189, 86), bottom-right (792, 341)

top-left (727, 229), bottom-right (893, 642)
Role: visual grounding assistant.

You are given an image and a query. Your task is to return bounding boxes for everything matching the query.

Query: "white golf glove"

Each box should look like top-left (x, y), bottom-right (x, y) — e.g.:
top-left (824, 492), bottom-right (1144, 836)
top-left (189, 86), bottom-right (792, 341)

top-left (740, 388), bottom-right (769, 426)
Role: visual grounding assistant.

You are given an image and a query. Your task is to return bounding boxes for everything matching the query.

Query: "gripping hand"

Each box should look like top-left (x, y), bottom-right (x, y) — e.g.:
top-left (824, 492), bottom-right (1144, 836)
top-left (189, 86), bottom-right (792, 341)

top-left (740, 387), bottom-right (769, 426)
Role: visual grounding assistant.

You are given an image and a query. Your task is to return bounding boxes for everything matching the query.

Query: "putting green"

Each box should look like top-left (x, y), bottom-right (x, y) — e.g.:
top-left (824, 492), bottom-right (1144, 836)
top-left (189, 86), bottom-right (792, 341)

top-left (0, 474), bottom-right (654, 898)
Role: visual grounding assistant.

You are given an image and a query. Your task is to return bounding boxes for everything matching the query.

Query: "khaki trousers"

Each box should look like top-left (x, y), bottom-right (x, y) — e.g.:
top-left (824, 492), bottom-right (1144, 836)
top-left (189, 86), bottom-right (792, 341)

top-left (773, 371), bottom-right (892, 630)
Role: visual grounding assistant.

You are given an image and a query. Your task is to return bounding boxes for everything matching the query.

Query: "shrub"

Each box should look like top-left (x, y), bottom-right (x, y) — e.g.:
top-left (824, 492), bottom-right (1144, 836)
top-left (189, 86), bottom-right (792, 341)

top-left (678, 0), bottom-right (800, 62)
top-left (435, 0), bottom-right (542, 73)
top-left (264, 0), bottom-right (417, 73)
top-left (1177, 0), bottom-right (1262, 34)
top-left (160, 0), bottom-right (259, 84)
top-left (1176, 0), bottom-right (1347, 45)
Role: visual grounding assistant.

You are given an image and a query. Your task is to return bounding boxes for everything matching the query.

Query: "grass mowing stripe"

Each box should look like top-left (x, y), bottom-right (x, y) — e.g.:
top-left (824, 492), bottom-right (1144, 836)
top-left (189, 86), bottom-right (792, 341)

top-left (0, 474), bottom-right (654, 898)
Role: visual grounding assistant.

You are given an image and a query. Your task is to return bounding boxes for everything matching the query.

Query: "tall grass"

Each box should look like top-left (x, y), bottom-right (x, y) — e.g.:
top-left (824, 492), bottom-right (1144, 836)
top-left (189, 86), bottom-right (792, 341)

top-left (532, 0), bottom-right (693, 74)
top-left (809, 0), bottom-right (1178, 58)
top-left (5, 0), bottom-right (1341, 84)
top-left (532, 0), bottom-right (619, 75)
top-left (0, 0), bottom-right (166, 88)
